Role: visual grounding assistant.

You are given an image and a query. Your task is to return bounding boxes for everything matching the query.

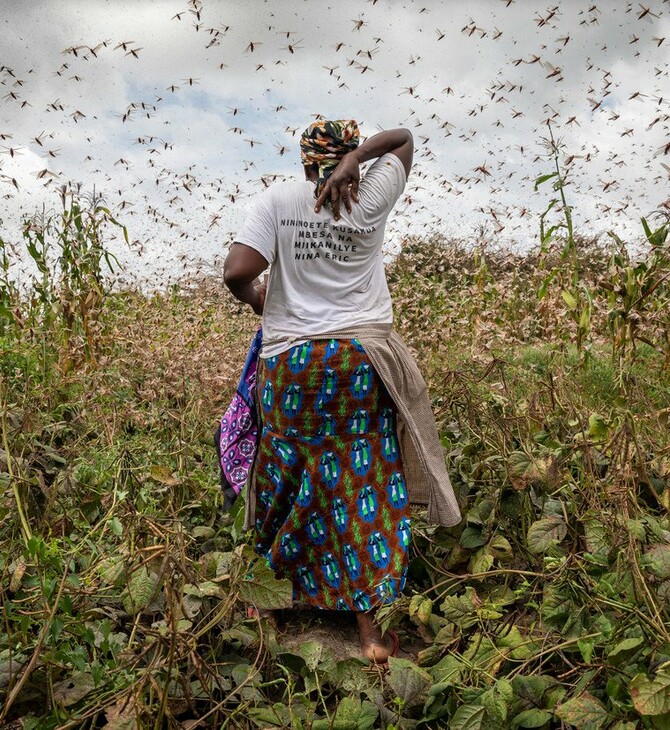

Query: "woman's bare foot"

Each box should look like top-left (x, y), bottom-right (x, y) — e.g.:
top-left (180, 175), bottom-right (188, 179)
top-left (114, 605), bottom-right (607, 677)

top-left (356, 611), bottom-right (397, 663)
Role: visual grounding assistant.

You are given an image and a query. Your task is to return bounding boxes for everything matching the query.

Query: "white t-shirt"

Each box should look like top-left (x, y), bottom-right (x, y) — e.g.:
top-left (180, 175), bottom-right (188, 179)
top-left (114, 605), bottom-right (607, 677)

top-left (235, 153), bottom-right (407, 358)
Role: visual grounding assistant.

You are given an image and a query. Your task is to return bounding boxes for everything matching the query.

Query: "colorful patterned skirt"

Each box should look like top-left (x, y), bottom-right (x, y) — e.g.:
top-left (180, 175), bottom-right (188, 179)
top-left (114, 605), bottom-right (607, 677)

top-left (253, 338), bottom-right (411, 611)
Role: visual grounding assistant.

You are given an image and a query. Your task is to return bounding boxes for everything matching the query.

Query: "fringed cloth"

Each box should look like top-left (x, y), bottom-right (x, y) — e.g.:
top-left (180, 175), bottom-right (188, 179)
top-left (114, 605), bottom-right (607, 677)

top-left (253, 338), bottom-right (411, 611)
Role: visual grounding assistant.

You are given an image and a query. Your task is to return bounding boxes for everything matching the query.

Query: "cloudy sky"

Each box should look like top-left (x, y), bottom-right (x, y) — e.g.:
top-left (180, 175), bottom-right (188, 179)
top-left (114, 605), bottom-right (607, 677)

top-left (1, 0), bottom-right (669, 284)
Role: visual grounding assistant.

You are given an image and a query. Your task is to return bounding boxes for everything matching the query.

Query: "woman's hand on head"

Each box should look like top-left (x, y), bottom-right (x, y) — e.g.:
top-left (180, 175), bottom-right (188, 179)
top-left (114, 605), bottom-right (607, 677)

top-left (314, 153), bottom-right (361, 220)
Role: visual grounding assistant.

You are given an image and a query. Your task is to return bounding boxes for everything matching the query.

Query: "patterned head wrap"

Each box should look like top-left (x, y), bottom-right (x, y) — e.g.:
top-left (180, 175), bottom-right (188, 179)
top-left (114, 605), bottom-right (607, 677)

top-left (300, 119), bottom-right (360, 204)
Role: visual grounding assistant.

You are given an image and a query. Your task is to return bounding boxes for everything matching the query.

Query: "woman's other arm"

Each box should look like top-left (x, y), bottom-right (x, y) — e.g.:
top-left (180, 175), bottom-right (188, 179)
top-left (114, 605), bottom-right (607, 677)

top-left (314, 128), bottom-right (413, 219)
top-left (223, 243), bottom-right (268, 315)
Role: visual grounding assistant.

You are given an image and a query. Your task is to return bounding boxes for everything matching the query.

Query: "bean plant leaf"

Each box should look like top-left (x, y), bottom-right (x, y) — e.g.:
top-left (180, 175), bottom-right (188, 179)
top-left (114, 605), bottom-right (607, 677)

top-left (463, 634), bottom-right (508, 675)
top-left (247, 703), bottom-right (292, 728)
top-left (582, 517), bottom-right (610, 556)
top-left (460, 526), bottom-right (487, 548)
top-left (469, 547), bottom-right (494, 574)
top-left (512, 708), bottom-right (553, 727)
top-left (312, 697), bottom-right (379, 730)
top-left (630, 664), bottom-right (670, 715)
top-left (238, 559), bottom-right (293, 609)
top-left (441, 587), bottom-right (482, 628)
top-left (387, 657), bottom-right (432, 707)
top-left (555, 691), bottom-right (609, 729)
top-left (449, 703), bottom-right (486, 730)
top-left (489, 534), bottom-right (513, 557)
top-left (429, 654), bottom-right (464, 686)
top-left (330, 658), bottom-right (371, 693)
top-left (122, 566), bottom-right (160, 615)
top-left (642, 544), bottom-right (670, 579)
top-left (526, 516), bottom-right (567, 553)
top-left (52, 671), bottom-right (96, 707)
top-left (417, 597), bottom-right (433, 623)
top-left (587, 413), bottom-right (609, 441)
top-left (608, 636), bottom-right (644, 660)
top-left (98, 555), bottom-right (125, 586)
top-left (480, 678), bottom-right (513, 723)
top-left (496, 625), bottom-right (538, 661)
top-left (296, 640), bottom-right (323, 672)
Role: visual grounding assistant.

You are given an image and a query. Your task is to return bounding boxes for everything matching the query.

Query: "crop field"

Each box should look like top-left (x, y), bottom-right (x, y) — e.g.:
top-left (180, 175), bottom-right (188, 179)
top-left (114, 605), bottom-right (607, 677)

top-left (1, 182), bottom-right (670, 728)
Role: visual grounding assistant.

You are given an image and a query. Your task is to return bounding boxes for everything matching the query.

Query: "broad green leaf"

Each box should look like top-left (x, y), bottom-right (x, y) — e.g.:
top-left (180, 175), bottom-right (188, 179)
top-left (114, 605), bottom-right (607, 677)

top-left (496, 625), bottom-right (537, 661)
top-left (463, 633), bottom-right (508, 674)
top-left (469, 547), bottom-right (494, 574)
top-left (97, 555), bottom-right (125, 586)
top-left (409, 593), bottom-right (424, 617)
top-left (507, 451), bottom-right (546, 489)
top-left (480, 679), bottom-right (513, 723)
top-left (489, 534), bottom-right (513, 557)
top-left (441, 587), bottom-right (480, 627)
top-left (52, 672), bottom-right (96, 707)
top-left (387, 657), bottom-right (432, 708)
top-left (643, 544), bottom-right (670, 579)
top-left (296, 640), bottom-right (323, 672)
top-left (582, 517), bottom-right (610, 557)
top-left (460, 526), bottom-right (487, 548)
top-left (312, 697), bottom-right (378, 730)
top-left (627, 519), bottom-right (647, 541)
top-left (122, 566), bottom-right (160, 615)
top-left (247, 703), bottom-right (291, 728)
top-left (239, 559), bottom-right (293, 610)
top-left (108, 516), bottom-right (123, 537)
top-left (508, 450), bottom-right (532, 477)
top-left (429, 654), bottom-right (464, 686)
top-left (587, 413), bottom-right (608, 441)
top-left (643, 516), bottom-right (670, 543)
top-left (512, 708), bottom-right (552, 727)
top-left (608, 636), bottom-right (644, 660)
top-left (512, 674), bottom-right (558, 706)
top-left (417, 597), bottom-right (433, 623)
top-left (219, 625), bottom-right (258, 647)
top-left (555, 691), bottom-right (608, 729)
top-left (527, 516), bottom-right (567, 553)
top-left (578, 638), bottom-right (595, 664)
top-left (330, 658), bottom-right (370, 693)
top-left (630, 664), bottom-right (670, 715)
top-left (449, 703), bottom-right (486, 730)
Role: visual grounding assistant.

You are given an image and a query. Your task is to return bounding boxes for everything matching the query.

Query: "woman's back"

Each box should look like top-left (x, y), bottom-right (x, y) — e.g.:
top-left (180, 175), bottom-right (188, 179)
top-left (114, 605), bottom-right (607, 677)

top-left (235, 153), bottom-right (407, 357)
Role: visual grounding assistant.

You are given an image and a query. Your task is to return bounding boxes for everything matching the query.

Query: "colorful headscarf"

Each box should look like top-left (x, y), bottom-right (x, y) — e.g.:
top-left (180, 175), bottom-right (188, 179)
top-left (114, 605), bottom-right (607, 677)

top-left (300, 119), bottom-right (360, 204)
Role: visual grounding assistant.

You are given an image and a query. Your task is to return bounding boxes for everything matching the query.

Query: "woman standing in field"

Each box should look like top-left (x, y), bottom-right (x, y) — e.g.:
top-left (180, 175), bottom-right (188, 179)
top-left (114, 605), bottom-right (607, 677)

top-left (224, 120), bottom-right (461, 662)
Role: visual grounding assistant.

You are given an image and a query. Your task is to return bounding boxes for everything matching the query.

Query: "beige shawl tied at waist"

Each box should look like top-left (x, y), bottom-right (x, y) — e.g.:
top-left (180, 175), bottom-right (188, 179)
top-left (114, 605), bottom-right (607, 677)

top-left (243, 323), bottom-right (462, 531)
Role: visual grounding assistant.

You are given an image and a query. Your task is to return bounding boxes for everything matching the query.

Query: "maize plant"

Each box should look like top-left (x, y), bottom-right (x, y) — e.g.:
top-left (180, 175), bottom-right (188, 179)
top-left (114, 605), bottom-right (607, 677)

top-left (598, 216), bottom-right (670, 373)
